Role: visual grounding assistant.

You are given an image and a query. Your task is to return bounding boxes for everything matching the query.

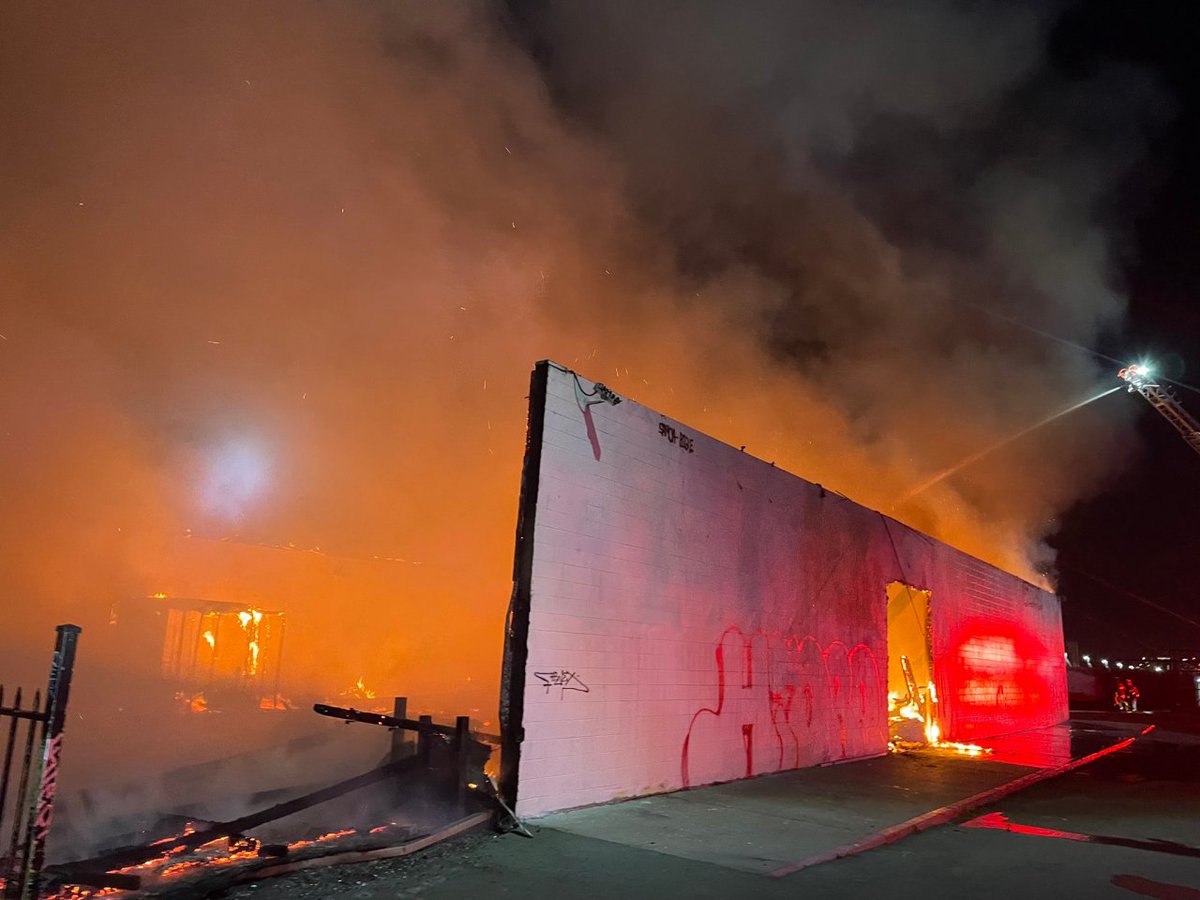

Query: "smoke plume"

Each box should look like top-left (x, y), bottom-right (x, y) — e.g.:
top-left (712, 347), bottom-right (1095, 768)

top-left (0, 0), bottom-right (1161, 792)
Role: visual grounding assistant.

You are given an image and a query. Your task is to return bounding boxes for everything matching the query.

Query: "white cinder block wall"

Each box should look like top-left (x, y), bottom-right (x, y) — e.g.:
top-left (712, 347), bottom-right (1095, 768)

top-left (502, 362), bottom-right (1067, 818)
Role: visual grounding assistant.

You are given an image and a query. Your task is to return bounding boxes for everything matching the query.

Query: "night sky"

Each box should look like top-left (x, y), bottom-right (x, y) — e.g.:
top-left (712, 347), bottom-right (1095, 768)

top-left (1046, 2), bottom-right (1200, 656)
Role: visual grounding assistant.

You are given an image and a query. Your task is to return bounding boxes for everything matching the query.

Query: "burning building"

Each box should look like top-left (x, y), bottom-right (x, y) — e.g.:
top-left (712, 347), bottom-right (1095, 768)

top-left (501, 362), bottom-right (1068, 817)
top-left (111, 596), bottom-right (286, 713)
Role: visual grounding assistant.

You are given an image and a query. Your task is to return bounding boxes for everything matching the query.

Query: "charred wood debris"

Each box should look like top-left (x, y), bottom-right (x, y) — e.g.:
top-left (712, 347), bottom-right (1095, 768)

top-left (41, 701), bottom-right (526, 899)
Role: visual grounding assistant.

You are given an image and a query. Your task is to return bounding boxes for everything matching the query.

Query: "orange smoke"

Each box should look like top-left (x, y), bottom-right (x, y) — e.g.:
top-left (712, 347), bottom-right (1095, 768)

top-left (0, 1), bottom-right (1137, 793)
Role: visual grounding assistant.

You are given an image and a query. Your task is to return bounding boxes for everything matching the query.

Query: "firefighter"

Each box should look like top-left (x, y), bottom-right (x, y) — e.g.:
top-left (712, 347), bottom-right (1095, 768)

top-left (1114, 680), bottom-right (1129, 712)
top-left (1125, 678), bottom-right (1140, 713)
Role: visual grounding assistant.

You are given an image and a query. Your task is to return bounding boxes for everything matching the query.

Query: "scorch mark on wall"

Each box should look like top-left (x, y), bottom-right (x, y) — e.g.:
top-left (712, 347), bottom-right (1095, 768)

top-left (680, 625), bottom-right (884, 788)
top-left (534, 669), bottom-right (590, 697)
top-left (573, 376), bottom-right (617, 461)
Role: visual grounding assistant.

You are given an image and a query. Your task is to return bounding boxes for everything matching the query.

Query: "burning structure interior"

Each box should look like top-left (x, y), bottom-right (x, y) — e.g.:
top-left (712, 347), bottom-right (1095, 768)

top-left (501, 362), bottom-right (1069, 817)
top-left (113, 596), bottom-right (286, 713)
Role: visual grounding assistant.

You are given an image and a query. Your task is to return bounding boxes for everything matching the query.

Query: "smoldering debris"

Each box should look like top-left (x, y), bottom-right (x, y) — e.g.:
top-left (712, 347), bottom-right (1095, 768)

top-left (43, 707), bottom-right (494, 899)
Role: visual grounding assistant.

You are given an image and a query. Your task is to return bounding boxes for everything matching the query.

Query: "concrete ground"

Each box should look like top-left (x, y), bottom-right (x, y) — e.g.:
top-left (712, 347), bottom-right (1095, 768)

top-left (534, 749), bottom-right (1035, 875)
top-left (229, 715), bottom-right (1200, 900)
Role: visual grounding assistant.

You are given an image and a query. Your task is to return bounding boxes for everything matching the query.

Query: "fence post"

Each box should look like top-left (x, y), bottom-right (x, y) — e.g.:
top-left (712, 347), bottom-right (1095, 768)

top-left (2, 689), bottom-right (39, 900)
top-left (417, 715), bottom-right (433, 769)
top-left (390, 697), bottom-right (410, 762)
top-left (454, 716), bottom-right (472, 812)
top-left (17, 624), bottom-right (82, 900)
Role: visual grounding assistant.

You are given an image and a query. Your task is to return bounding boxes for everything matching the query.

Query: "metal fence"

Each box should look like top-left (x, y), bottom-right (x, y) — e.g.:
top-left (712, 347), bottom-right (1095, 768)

top-left (0, 625), bottom-right (81, 900)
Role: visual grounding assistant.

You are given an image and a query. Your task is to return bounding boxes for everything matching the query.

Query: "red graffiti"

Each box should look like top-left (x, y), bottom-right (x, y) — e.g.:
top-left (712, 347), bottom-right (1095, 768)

top-left (681, 626), bottom-right (883, 788)
top-left (33, 734), bottom-right (63, 838)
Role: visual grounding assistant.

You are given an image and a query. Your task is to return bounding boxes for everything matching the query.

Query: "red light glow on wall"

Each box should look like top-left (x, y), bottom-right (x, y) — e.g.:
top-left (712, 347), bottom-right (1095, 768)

top-left (935, 598), bottom-right (1067, 741)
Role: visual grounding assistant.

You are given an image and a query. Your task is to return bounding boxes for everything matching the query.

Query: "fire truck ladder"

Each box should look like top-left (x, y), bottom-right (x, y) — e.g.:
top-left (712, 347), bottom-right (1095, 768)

top-left (1118, 364), bottom-right (1200, 458)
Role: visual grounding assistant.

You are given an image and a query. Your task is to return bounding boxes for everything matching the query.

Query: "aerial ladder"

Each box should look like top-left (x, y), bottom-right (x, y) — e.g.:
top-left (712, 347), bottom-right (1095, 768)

top-left (1118, 364), bottom-right (1200, 458)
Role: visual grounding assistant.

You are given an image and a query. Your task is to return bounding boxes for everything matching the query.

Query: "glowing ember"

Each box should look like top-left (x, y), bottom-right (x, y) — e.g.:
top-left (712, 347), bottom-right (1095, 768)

top-left (286, 828), bottom-right (357, 851)
top-left (1, 814), bottom-right (424, 900)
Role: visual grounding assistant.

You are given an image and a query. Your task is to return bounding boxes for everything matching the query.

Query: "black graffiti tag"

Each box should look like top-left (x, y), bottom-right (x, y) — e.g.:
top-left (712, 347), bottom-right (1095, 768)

top-left (534, 670), bottom-right (590, 698)
top-left (658, 422), bottom-right (695, 453)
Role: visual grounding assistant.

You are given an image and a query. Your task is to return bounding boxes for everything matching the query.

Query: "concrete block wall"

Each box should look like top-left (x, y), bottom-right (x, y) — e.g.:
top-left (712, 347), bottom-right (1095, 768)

top-left (503, 362), bottom-right (1068, 817)
top-left (931, 555), bottom-right (1068, 740)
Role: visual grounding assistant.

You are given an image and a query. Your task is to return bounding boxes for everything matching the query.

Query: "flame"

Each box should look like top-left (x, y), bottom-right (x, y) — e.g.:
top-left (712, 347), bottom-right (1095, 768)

top-left (483, 751), bottom-right (501, 781)
top-left (202, 630), bottom-right (215, 649)
top-left (896, 701), bottom-right (922, 721)
top-left (887, 690), bottom-right (923, 722)
top-left (940, 741), bottom-right (988, 756)
top-left (233, 607), bottom-right (264, 674)
top-left (327, 674), bottom-right (385, 712)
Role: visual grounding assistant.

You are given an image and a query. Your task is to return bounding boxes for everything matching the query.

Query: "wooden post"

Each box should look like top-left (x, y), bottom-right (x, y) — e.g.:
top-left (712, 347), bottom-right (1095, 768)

top-left (390, 697), bottom-right (410, 762)
top-left (454, 716), bottom-right (472, 811)
top-left (417, 715), bottom-right (433, 769)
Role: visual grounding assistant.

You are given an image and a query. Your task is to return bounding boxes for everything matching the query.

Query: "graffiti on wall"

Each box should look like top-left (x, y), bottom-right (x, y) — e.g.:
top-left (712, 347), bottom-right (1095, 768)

top-left (657, 422), bottom-right (695, 453)
top-left (534, 669), bottom-right (590, 697)
top-left (681, 625), bottom-right (884, 788)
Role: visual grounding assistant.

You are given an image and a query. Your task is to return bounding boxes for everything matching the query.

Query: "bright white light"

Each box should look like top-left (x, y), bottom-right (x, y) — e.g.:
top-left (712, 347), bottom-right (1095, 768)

top-left (200, 440), bottom-right (271, 521)
top-left (1154, 665), bottom-right (1164, 673)
top-left (1082, 654), bottom-right (1092, 665)
top-left (1116, 661), bottom-right (1124, 669)
top-left (1100, 658), bottom-right (1109, 667)
top-left (1118, 362), bottom-right (1158, 388)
